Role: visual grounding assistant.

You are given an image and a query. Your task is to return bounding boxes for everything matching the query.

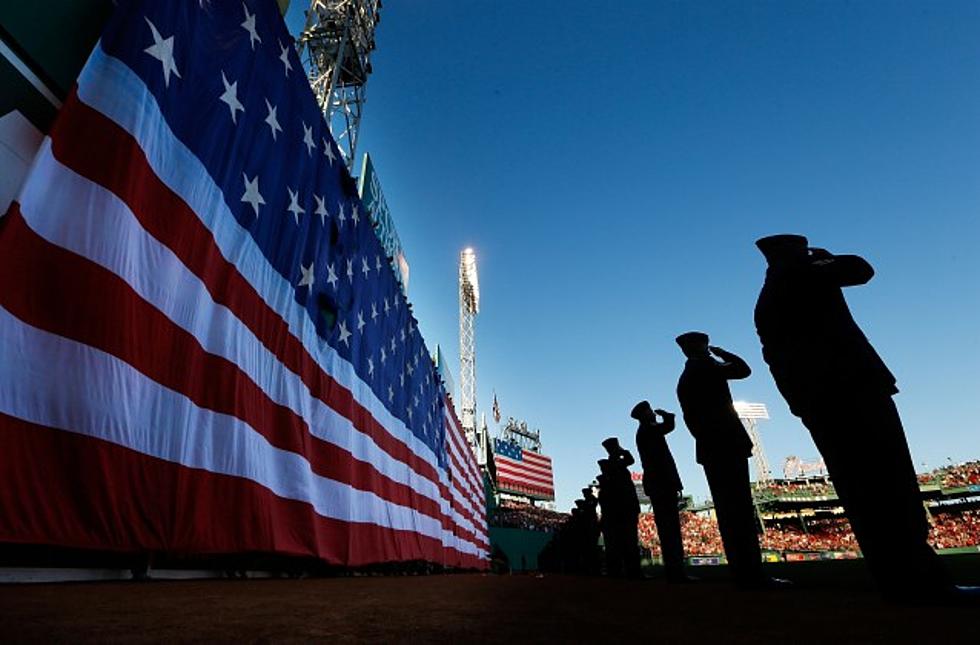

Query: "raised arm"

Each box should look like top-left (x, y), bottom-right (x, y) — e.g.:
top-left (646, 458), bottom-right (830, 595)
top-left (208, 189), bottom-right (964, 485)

top-left (654, 409), bottom-right (676, 435)
top-left (809, 249), bottom-right (874, 287)
top-left (708, 346), bottom-right (751, 380)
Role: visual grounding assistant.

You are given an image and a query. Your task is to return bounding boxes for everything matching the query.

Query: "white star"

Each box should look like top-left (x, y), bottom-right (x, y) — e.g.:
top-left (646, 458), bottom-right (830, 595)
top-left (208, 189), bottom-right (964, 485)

top-left (337, 202), bottom-right (346, 227)
top-left (356, 310), bottom-right (366, 332)
top-left (388, 386), bottom-right (394, 403)
top-left (407, 362), bottom-right (415, 376)
top-left (241, 3), bottom-right (261, 50)
top-left (383, 298), bottom-right (390, 315)
top-left (414, 395), bottom-right (420, 409)
top-left (407, 408), bottom-right (413, 422)
top-left (351, 205), bottom-right (360, 226)
top-left (375, 256), bottom-right (382, 271)
top-left (394, 297), bottom-right (400, 311)
top-left (302, 122), bottom-right (315, 156)
top-left (241, 173), bottom-right (265, 216)
top-left (371, 302), bottom-right (378, 321)
top-left (400, 372), bottom-right (405, 388)
top-left (400, 329), bottom-right (406, 343)
top-left (298, 261), bottom-right (315, 294)
top-left (390, 336), bottom-right (396, 352)
top-left (361, 257), bottom-right (371, 278)
top-left (326, 263), bottom-right (339, 289)
top-left (337, 320), bottom-right (351, 347)
top-left (144, 18), bottom-right (181, 88)
top-left (286, 187), bottom-right (304, 224)
top-left (313, 195), bottom-right (327, 224)
top-left (380, 347), bottom-right (387, 364)
top-left (264, 99), bottom-right (282, 140)
top-left (367, 357), bottom-right (374, 376)
top-left (278, 41), bottom-right (293, 77)
top-left (345, 259), bottom-right (354, 283)
top-left (219, 71), bottom-right (244, 123)
top-left (323, 138), bottom-right (336, 165)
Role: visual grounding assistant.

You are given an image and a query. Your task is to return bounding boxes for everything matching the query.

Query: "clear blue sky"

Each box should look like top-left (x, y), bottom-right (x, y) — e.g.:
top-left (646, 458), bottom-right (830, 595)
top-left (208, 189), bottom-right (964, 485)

top-left (287, 1), bottom-right (980, 511)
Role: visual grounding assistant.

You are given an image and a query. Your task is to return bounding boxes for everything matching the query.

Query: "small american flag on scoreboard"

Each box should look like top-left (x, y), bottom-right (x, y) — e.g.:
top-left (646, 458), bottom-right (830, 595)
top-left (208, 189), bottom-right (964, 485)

top-left (493, 439), bottom-right (555, 499)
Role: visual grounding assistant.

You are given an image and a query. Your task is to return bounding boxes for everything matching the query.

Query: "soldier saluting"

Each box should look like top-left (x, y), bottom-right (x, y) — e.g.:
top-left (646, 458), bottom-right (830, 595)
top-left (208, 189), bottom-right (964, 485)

top-left (632, 402), bottom-right (692, 583)
top-left (675, 331), bottom-right (789, 589)
top-left (754, 234), bottom-right (977, 604)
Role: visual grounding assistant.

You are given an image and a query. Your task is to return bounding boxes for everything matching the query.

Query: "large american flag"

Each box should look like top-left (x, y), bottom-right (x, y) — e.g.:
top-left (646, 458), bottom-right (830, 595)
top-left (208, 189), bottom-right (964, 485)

top-left (493, 439), bottom-right (555, 500)
top-left (0, 0), bottom-right (487, 568)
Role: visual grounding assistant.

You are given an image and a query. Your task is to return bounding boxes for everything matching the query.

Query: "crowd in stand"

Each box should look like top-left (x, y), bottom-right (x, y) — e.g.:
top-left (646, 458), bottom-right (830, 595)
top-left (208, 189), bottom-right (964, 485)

top-left (637, 510), bottom-right (980, 556)
top-left (930, 510), bottom-right (980, 550)
top-left (753, 480), bottom-right (836, 498)
top-left (490, 500), bottom-right (568, 532)
top-left (923, 461), bottom-right (980, 488)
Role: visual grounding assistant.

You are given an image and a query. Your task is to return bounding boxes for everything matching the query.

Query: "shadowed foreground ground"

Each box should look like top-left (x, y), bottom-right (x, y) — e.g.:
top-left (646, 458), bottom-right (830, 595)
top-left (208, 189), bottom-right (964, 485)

top-left (1, 558), bottom-right (978, 643)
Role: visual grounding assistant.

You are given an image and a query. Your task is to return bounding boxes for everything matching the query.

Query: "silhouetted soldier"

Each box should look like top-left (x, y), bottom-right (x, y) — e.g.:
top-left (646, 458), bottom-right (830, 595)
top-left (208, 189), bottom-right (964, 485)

top-left (753, 234), bottom-right (978, 603)
top-left (675, 332), bottom-right (789, 589)
top-left (601, 438), bottom-right (642, 578)
top-left (580, 487), bottom-right (601, 575)
top-left (596, 460), bottom-right (621, 576)
top-left (632, 401), bottom-right (691, 583)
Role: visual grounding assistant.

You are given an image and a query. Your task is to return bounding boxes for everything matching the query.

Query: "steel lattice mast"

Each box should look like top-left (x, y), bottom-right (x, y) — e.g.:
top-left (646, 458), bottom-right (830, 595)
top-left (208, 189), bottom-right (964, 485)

top-left (459, 248), bottom-right (481, 462)
top-left (297, 0), bottom-right (381, 172)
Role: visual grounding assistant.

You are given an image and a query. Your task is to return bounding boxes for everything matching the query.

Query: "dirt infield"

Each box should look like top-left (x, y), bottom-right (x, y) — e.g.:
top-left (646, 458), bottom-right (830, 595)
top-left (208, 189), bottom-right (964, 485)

top-left (1, 560), bottom-right (978, 643)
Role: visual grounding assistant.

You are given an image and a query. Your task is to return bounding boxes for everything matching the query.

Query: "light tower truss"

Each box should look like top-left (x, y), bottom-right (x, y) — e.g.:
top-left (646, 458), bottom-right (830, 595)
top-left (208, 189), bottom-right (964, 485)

top-left (297, 0), bottom-right (381, 172)
top-left (734, 401), bottom-right (772, 483)
top-left (459, 248), bottom-right (480, 461)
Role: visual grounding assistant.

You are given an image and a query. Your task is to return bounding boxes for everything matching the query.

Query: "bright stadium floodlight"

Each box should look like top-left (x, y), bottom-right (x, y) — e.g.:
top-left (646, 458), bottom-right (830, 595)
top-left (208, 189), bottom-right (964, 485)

top-left (734, 401), bottom-right (769, 420)
top-left (460, 248), bottom-right (479, 314)
top-left (734, 401), bottom-right (771, 482)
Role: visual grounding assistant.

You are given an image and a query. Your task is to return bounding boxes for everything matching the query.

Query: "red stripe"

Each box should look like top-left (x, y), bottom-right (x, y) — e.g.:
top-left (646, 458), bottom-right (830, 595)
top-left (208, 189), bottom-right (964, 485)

top-left (49, 93), bottom-right (454, 508)
top-left (0, 412), bottom-right (486, 569)
top-left (0, 207), bottom-right (463, 534)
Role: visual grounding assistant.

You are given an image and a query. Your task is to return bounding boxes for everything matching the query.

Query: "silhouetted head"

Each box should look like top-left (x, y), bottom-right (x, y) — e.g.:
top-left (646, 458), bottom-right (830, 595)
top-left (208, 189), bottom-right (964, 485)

top-left (630, 400), bottom-right (655, 422)
top-left (597, 458), bottom-right (611, 474)
top-left (676, 331), bottom-right (710, 358)
top-left (755, 234), bottom-right (809, 266)
top-left (582, 487), bottom-right (596, 499)
top-left (574, 499), bottom-right (587, 510)
top-left (601, 437), bottom-right (622, 455)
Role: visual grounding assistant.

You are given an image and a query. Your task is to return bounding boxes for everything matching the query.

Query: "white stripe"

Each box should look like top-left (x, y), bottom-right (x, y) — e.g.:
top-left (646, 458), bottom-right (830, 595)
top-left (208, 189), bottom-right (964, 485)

top-left (74, 45), bottom-right (447, 495)
top-left (0, 39), bottom-right (62, 109)
top-left (523, 452), bottom-right (553, 465)
top-left (0, 306), bottom-right (479, 558)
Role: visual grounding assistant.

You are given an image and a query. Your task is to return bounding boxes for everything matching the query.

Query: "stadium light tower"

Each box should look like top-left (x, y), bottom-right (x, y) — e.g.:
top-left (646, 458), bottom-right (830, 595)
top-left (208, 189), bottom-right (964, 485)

top-left (297, 0), bottom-right (381, 172)
top-left (459, 248), bottom-right (481, 462)
top-left (734, 401), bottom-right (772, 483)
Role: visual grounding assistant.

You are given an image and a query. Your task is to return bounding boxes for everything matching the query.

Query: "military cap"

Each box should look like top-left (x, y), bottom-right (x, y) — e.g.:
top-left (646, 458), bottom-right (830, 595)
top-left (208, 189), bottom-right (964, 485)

top-left (755, 234), bottom-right (809, 259)
top-left (630, 400), bottom-right (652, 420)
top-left (675, 331), bottom-right (709, 349)
top-left (601, 437), bottom-right (621, 453)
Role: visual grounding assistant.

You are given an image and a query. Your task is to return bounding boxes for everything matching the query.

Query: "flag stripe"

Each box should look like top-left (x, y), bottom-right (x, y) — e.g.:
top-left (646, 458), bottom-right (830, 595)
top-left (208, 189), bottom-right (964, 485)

top-left (0, 412), bottom-right (485, 568)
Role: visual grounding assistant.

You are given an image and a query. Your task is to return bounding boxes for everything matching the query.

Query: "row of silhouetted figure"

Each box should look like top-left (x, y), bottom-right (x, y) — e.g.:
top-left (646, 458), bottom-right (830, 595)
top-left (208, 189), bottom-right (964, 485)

top-left (553, 235), bottom-right (978, 605)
